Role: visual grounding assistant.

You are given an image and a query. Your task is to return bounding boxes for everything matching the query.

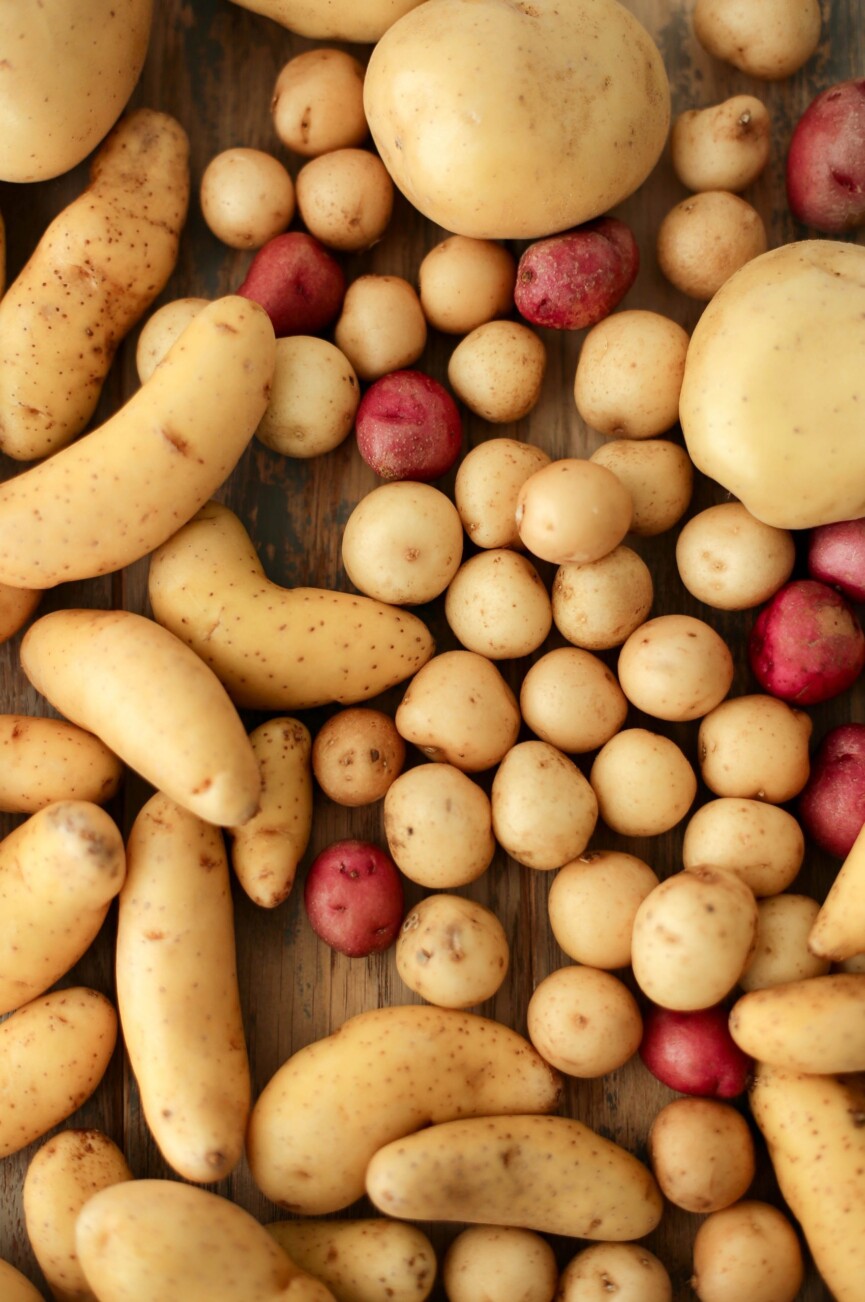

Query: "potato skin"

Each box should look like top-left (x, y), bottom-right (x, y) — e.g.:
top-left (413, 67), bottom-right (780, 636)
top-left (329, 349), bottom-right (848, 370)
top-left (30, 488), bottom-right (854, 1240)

top-left (0, 714), bottom-right (122, 814)
top-left (267, 1219), bottom-right (437, 1302)
top-left (0, 1259), bottom-right (44, 1302)
top-left (729, 973), bottom-right (865, 1073)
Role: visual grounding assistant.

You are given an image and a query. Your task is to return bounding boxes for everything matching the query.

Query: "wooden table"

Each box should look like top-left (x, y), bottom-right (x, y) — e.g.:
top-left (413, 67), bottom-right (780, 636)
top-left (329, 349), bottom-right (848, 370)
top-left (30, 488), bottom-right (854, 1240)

top-left (0, 1), bottom-right (861, 1297)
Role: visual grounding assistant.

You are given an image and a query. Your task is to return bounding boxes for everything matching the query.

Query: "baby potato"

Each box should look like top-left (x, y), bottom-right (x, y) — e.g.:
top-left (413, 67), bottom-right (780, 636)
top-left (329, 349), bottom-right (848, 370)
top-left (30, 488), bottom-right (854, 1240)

top-left (590, 728), bottom-right (697, 837)
top-left (520, 646), bottom-right (627, 754)
top-left (574, 310), bottom-right (689, 440)
top-left (445, 549), bottom-right (552, 659)
top-left (657, 191), bottom-right (768, 300)
top-left (396, 893), bottom-right (509, 1009)
top-left (395, 650), bottom-right (520, 773)
top-left (296, 148), bottom-right (394, 251)
top-left (312, 708), bottom-right (405, 807)
top-left (693, 0), bottom-right (822, 79)
top-left (647, 1098), bottom-right (756, 1213)
top-left (335, 274), bottom-right (427, 380)
top-left (271, 48), bottom-right (368, 157)
top-left (516, 459), bottom-right (633, 565)
top-left (557, 1243), bottom-right (672, 1302)
top-left (454, 437), bottom-right (551, 550)
top-left (616, 613), bottom-right (734, 722)
top-left (492, 740), bottom-right (599, 871)
top-left (419, 235), bottom-right (517, 334)
top-left (691, 1200), bottom-right (805, 1302)
top-left (443, 1225), bottom-right (558, 1302)
top-left (527, 965), bottom-right (643, 1078)
top-left (342, 481), bottom-right (464, 605)
top-left (256, 336), bottom-right (359, 459)
top-left (136, 297), bottom-right (209, 384)
top-left (675, 502), bottom-right (796, 610)
top-left (740, 894), bottom-right (830, 991)
top-left (384, 763), bottom-right (495, 888)
top-left (697, 694), bottom-right (812, 804)
top-left (547, 850), bottom-right (659, 969)
top-left (682, 797), bottom-right (805, 897)
top-left (589, 439), bottom-right (693, 537)
top-left (267, 1219), bottom-right (436, 1302)
top-left (200, 147), bottom-right (295, 249)
top-left (552, 545), bottom-right (653, 650)
top-left (447, 319), bottom-right (547, 422)
top-left (671, 96), bottom-right (772, 193)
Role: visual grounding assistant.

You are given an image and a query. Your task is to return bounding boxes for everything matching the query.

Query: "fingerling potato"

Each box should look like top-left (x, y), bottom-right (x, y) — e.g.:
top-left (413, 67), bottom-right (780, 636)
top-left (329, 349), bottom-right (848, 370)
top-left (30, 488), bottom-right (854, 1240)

top-left (0, 714), bottom-right (122, 814)
top-left (266, 1219), bottom-right (437, 1302)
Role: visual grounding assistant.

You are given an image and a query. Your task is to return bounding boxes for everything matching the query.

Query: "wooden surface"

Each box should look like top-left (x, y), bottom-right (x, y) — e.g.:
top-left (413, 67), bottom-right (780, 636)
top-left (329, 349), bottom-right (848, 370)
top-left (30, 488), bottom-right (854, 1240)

top-left (0, 1), bottom-right (862, 1297)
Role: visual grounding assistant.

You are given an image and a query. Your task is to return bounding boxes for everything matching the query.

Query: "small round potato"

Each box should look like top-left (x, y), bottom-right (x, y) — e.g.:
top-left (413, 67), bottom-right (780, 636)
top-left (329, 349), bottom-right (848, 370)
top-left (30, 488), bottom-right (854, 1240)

top-left (739, 894), bottom-right (830, 992)
top-left (200, 147), bottom-right (295, 250)
top-left (648, 1098), bottom-right (756, 1213)
top-left (682, 798), bottom-right (805, 897)
top-left (697, 695), bottom-right (812, 804)
top-left (296, 148), bottom-right (394, 252)
top-left (657, 191), bottom-right (768, 301)
top-left (444, 549), bottom-right (552, 659)
top-left (271, 49), bottom-right (368, 157)
top-left (419, 235), bottom-right (517, 335)
top-left (527, 965), bottom-right (643, 1078)
top-left (693, 0), bottom-right (822, 79)
top-left (396, 893), bottom-right (509, 1009)
top-left (395, 650), bottom-right (521, 773)
top-left (589, 439), bottom-right (693, 537)
top-left (675, 502), bottom-right (796, 611)
top-left (616, 614), bottom-right (734, 722)
top-left (691, 1201), bottom-right (805, 1302)
top-left (136, 297), bottom-right (209, 384)
top-left (492, 740), bottom-right (598, 871)
top-left (671, 96), bottom-right (772, 193)
top-left (590, 729), bottom-right (697, 837)
top-left (558, 1243), bottom-right (672, 1302)
top-left (342, 482), bottom-right (464, 605)
top-left (312, 708), bottom-right (405, 807)
top-left (383, 763), bottom-right (495, 888)
top-left (574, 310), bottom-right (689, 440)
top-left (548, 851), bottom-right (659, 969)
top-left (454, 437), bottom-right (551, 550)
top-left (520, 647), bottom-right (627, 754)
top-left (443, 1226), bottom-right (559, 1302)
top-left (335, 274), bottom-right (427, 380)
top-left (516, 459), bottom-right (633, 565)
top-left (447, 320), bottom-right (547, 422)
top-left (256, 335), bottom-right (359, 458)
top-left (552, 546), bottom-right (653, 651)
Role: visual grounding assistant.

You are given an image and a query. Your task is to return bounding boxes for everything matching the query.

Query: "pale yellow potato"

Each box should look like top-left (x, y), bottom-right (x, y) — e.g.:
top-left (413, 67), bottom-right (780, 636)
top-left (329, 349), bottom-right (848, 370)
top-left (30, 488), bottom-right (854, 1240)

top-left (808, 821), bottom-right (865, 961)
top-left (342, 482), bottom-right (463, 605)
top-left (229, 717), bottom-right (313, 908)
top-left (384, 763), bottom-right (495, 888)
top-left (675, 502), bottom-right (796, 610)
top-left (454, 437), bottom-right (551, 550)
top-left (395, 650), bottom-right (520, 772)
top-left (557, 1243), bottom-right (672, 1302)
top-left (21, 608), bottom-right (261, 828)
top-left (0, 108), bottom-right (189, 461)
top-left (516, 459), bottom-right (633, 565)
top-left (520, 647), bottom-right (628, 754)
top-left (697, 694), bottom-right (812, 804)
top-left (246, 1005), bottom-right (562, 1214)
top-left (229, 0), bottom-right (424, 41)
top-left (256, 336), bottom-right (359, 459)
top-left (0, 296), bottom-right (274, 589)
top-left (23, 1129), bottom-right (133, 1302)
top-left (590, 729), bottom-right (697, 837)
top-left (631, 867), bottom-right (758, 1010)
top-left (0, 0), bottom-right (153, 182)
top-left (527, 965), bottom-right (642, 1078)
top-left (0, 714), bottom-right (122, 814)
top-left (616, 613), bottom-right (734, 722)
top-left (552, 546), bottom-right (653, 651)
top-left (589, 439), bottom-right (693, 537)
top-left (445, 550), bottom-right (552, 659)
top-left (448, 320), bottom-right (547, 423)
top-left (0, 988), bottom-right (117, 1159)
top-left (419, 235), bottom-right (517, 335)
top-left (271, 49), bottom-right (368, 157)
top-left (443, 1226), bottom-right (558, 1302)
top-left (730, 973), bottom-right (865, 1073)
top-left (740, 894), bottom-right (829, 991)
top-left (119, 793), bottom-right (251, 1183)
top-left (0, 210), bottom-right (4, 295)
top-left (647, 1098), bottom-right (755, 1214)
top-left (574, 310), bottom-right (689, 439)
top-left (548, 851), bottom-right (659, 970)
top-left (492, 741), bottom-right (599, 870)
top-left (312, 708), bottom-right (404, 808)
top-left (334, 274), bottom-right (427, 380)
top-left (148, 501), bottom-right (434, 710)
top-left (682, 797), bottom-right (805, 896)
top-left (75, 1180), bottom-right (336, 1302)
top-left (135, 296), bottom-right (209, 384)
top-left (0, 583), bottom-right (40, 645)
top-left (363, 0), bottom-right (669, 239)
top-left (693, 0), bottom-right (822, 78)
top-left (671, 96), bottom-right (771, 193)
top-left (396, 894), bottom-right (509, 1008)
top-left (0, 801), bottom-right (125, 1016)
top-left (296, 148), bottom-right (393, 252)
top-left (200, 147), bottom-right (295, 249)
top-left (366, 1114), bottom-right (662, 1240)
top-left (657, 191), bottom-right (767, 301)
top-left (267, 1219), bottom-right (436, 1302)
top-left (692, 1200), bottom-right (804, 1302)
top-left (0, 1260), bottom-right (44, 1302)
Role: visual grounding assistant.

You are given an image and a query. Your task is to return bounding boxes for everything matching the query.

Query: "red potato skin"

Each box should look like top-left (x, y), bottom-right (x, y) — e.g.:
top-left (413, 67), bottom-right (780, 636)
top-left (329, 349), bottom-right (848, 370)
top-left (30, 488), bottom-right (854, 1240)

top-left (514, 216), bottom-right (639, 331)
top-left (355, 369), bottom-right (463, 482)
top-left (304, 839), bottom-right (404, 957)
top-left (786, 79), bottom-right (865, 233)
top-left (807, 517), bottom-right (865, 601)
top-left (748, 578), bottom-right (865, 706)
top-left (639, 1004), bottom-right (752, 1099)
top-left (237, 231), bottom-right (345, 336)
top-left (799, 723), bottom-right (865, 858)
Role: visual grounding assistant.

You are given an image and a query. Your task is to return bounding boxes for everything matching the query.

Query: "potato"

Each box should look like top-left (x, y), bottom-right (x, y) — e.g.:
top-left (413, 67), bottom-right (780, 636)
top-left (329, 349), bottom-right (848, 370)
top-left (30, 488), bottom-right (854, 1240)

top-left (675, 502), bottom-right (796, 610)
top-left (445, 550), bottom-right (552, 660)
top-left (552, 546), bottom-right (653, 651)
top-left (395, 650), bottom-right (520, 773)
top-left (447, 320), bottom-right (547, 423)
top-left (384, 763), bottom-right (495, 888)
top-left (808, 515), bottom-right (865, 601)
top-left (0, 584), bottom-right (41, 646)
top-left (519, 647), bottom-right (628, 755)
top-left (574, 309), bottom-right (689, 440)
top-left (304, 839), bottom-right (404, 957)
top-left (749, 578), bottom-right (865, 705)
top-left (335, 274), bottom-right (427, 381)
top-left (271, 49), bottom-right (368, 158)
top-left (547, 851), bottom-right (659, 970)
top-left (119, 793), bottom-right (251, 1182)
top-left (671, 96), bottom-right (771, 193)
top-left (256, 336), bottom-right (359, 459)
top-left (647, 1098), bottom-right (755, 1213)
top-left (740, 894), bottom-right (829, 991)
top-left (342, 481), bottom-right (464, 605)
top-left (680, 241), bottom-right (865, 529)
top-left (691, 1200), bottom-right (804, 1302)
top-left (492, 741), bottom-right (598, 871)
top-left (312, 708), bottom-right (404, 808)
top-left (516, 459), bottom-right (633, 565)
top-left (0, 988), bottom-right (117, 1159)
top-left (296, 148), bottom-right (394, 252)
top-left (730, 973), bottom-right (865, 1073)
top-left (616, 614), bottom-right (733, 721)
top-left (200, 147), bottom-right (295, 249)
top-left (454, 438), bottom-right (551, 550)
top-left (656, 191), bottom-right (767, 301)
top-left (21, 608), bottom-right (261, 828)
top-left (363, 0), bottom-right (670, 239)
top-left (527, 965), bottom-right (643, 1078)
top-left (697, 694), bottom-right (812, 804)
top-left (245, 1005), bottom-right (562, 1213)
top-left (557, 1244), bottom-right (671, 1302)
top-left (366, 1114), bottom-right (663, 1240)
top-left (267, 1219), bottom-right (437, 1302)
top-left (809, 822), bottom-right (865, 961)
top-left (237, 231), bottom-right (346, 337)
top-left (418, 235), bottom-right (517, 335)
top-left (682, 797), bottom-right (805, 897)
top-left (693, 0), bottom-right (822, 79)
top-left (787, 79), bottom-right (865, 233)
top-left (798, 722), bottom-right (865, 857)
top-left (0, 714), bottom-right (122, 814)
top-left (0, 801), bottom-right (125, 1016)
top-left (0, 1260), bottom-right (43, 1302)
top-left (514, 218), bottom-right (639, 330)
top-left (148, 501), bottom-right (434, 711)
top-left (0, 109), bottom-right (189, 462)
top-left (0, 296), bottom-right (274, 589)
top-left (135, 297), bottom-right (209, 384)
top-left (396, 893), bottom-right (509, 1008)
top-left (355, 371), bottom-right (463, 482)
top-left (0, 0), bottom-right (153, 182)
top-left (590, 728), bottom-right (697, 837)
top-left (589, 439), bottom-right (694, 536)
top-left (444, 1226), bottom-right (557, 1302)
top-left (639, 1004), bottom-right (752, 1099)
top-left (228, 0), bottom-right (425, 41)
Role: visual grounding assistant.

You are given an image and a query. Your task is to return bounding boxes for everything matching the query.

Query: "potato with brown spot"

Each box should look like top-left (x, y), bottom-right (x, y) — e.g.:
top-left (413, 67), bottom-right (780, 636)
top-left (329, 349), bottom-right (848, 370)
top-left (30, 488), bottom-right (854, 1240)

top-left (395, 650), bottom-right (519, 773)
top-left (647, 1098), bottom-right (755, 1213)
top-left (396, 893), bottom-right (509, 1008)
top-left (267, 1219), bottom-right (436, 1302)
top-left (0, 714), bottom-right (122, 814)
top-left (312, 708), bottom-right (404, 807)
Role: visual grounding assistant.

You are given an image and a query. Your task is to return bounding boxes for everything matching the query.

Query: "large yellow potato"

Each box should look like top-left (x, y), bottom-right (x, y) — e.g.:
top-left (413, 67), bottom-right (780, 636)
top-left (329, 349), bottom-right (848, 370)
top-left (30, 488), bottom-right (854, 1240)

top-left (227, 0), bottom-right (424, 41)
top-left (363, 0), bottom-right (669, 238)
top-left (0, 714), bottom-right (122, 814)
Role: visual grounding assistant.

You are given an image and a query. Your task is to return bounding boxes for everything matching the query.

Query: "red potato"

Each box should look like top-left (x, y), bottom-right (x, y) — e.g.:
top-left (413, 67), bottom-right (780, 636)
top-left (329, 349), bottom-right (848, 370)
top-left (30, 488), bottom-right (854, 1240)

top-left (237, 230), bottom-right (345, 336)
top-left (807, 516), bottom-right (865, 601)
top-left (355, 369), bottom-right (463, 482)
top-left (748, 578), bottom-right (865, 705)
top-left (787, 78), bottom-right (865, 233)
top-left (639, 1004), bottom-right (752, 1099)
top-left (514, 216), bottom-right (639, 331)
top-left (304, 839), bottom-right (404, 957)
top-left (799, 723), bottom-right (865, 858)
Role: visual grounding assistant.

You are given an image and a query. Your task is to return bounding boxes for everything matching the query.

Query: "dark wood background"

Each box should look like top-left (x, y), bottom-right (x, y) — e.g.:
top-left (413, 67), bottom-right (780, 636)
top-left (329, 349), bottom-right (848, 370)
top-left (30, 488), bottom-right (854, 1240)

top-left (1, 1), bottom-right (862, 1297)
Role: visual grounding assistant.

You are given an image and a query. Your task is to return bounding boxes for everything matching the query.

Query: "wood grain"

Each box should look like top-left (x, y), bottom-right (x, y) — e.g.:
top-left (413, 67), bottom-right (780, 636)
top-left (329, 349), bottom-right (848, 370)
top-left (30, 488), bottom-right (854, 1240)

top-left (0, 1), bottom-right (860, 1297)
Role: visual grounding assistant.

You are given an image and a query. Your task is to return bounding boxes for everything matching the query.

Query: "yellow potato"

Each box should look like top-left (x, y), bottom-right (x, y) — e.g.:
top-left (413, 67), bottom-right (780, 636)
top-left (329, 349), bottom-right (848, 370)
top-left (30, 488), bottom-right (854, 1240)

top-left (445, 550), bottom-right (552, 660)
top-left (682, 797), bottom-right (805, 896)
top-left (0, 296), bottom-right (275, 589)
top-left (616, 614), bottom-right (733, 722)
top-left (271, 49), bottom-right (368, 158)
top-left (454, 437), bottom-right (551, 550)
top-left (557, 1244), bottom-right (671, 1302)
top-left (394, 650), bottom-right (520, 772)
top-left (267, 1219), bottom-right (437, 1302)
top-left (384, 762), bottom-right (495, 888)
top-left (0, 583), bottom-right (40, 645)
top-left (691, 1199), bottom-right (804, 1302)
top-left (0, 714), bottom-right (122, 814)
top-left (693, 0), bottom-right (822, 79)
top-left (729, 973), bottom-right (865, 1073)
top-left (0, 108), bottom-right (189, 460)
top-left (697, 694), bottom-right (812, 804)
top-left (227, 0), bottom-right (425, 41)
top-left (396, 894), bottom-right (509, 1009)
top-left (118, 793), bottom-right (251, 1183)
top-left (0, 1259), bottom-right (44, 1302)
top-left (135, 296), bottom-right (209, 383)
top-left (526, 965), bottom-right (643, 1078)
top-left (148, 501), bottom-right (434, 710)
top-left (246, 1005), bottom-right (562, 1214)
top-left (647, 1098), bottom-right (755, 1214)
top-left (491, 740), bottom-right (598, 871)
top-left (443, 1226), bottom-right (558, 1302)
top-left (365, 1114), bottom-right (663, 1240)
top-left (519, 647), bottom-right (628, 755)
top-left (589, 439), bottom-right (694, 537)
top-left (740, 894), bottom-right (829, 991)
top-left (808, 821), bottom-right (865, 961)
top-left (548, 850), bottom-right (659, 970)
top-left (21, 609), bottom-right (261, 828)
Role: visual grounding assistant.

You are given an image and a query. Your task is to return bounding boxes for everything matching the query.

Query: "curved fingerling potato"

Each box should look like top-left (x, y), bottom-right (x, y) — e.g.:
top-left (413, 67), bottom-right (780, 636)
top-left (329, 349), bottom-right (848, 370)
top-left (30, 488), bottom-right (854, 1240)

top-left (0, 714), bottom-right (122, 814)
top-left (266, 1219), bottom-right (437, 1302)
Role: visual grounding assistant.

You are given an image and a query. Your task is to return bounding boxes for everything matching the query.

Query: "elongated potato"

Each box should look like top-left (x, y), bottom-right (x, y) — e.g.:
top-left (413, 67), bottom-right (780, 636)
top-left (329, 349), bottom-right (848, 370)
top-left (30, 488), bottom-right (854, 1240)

top-left (148, 500), bottom-right (434, 710)
top-left (246, 1005), bottom-right (562, 1213)
top-left (809, 821), bottom-right (865, 960)
top-left (750, 1063), bottom-right (865, 1302)
top-left (0, 988), bottom-right (117, 1159)
top-left (729, 973), bottom-right (865, 1073)
top-left (366, 1114), bottom-right (663, 1241)
top-left (227, 0), bottom-right (424, 41)
top-left (23, 1129), bottom-right (133, 1302)
top-left (21, 609), bottom-right (261, 827)
top-left (0, 714), bottom-right (122, 814)
top-left (266, 1219), bottom-right (437, 1302)
top-left (0, 801), bottom-right (126, 1015)
top-left (0, 1259), bottom-right (44, 1302)
top-left (0, 296), bottom-right (274, 589)
top-left (118, 793), bottom-right (251, 1183)
top-left (75, 1180), bottom-right (337, 1302)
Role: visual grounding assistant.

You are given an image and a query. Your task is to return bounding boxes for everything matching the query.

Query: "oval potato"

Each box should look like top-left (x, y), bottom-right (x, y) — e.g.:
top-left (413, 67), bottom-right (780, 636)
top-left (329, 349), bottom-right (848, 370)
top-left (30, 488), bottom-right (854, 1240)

top-left (0, 715), bottom-right (122, 814)
top-left (267, 1219), bottom-right (437, 1302)
top-left (730, 974), bottom-right (865, 1073)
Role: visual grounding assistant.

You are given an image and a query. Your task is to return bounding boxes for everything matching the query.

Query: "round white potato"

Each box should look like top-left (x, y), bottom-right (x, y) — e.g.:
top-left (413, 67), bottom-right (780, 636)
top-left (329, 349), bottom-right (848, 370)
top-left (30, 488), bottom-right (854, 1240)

top-left (454, 438), bottom-right (551, 550)
top-left (395, 651), bottom-right (521, 773)
top-left (520, 647), bottom-right (627, 754)
top-left (444, 550), bottom-right (551, 659)
top-left (739, 894), bottom-right (830, 992)
top-left (675, 502), bottom-right (796, 610)
top-left (383, 763), bottom-right (495, 888)
top-left (589, 439), bottom-right (693, 537)
top-left (691, 1201), bottom-right (805, 1302)
top-left (657, 191), bottom-right (767, 301)
top-left (516, 459), bottom-right (633, 565)
top-left (648, 1098), bottom-right (755, 1213)
top-left (574, 310), bottom-right (689, 440)
top-left (296, 148), bottom-right (394, 252)
top-left (396, 894), bottom-right (509, 1009)
top-left (693, 0), bottom-right (822, 79)
top-left (447, 320), bottom-right (547, 423)
top-left (671, 96), bottom-right (771, 193)
top-left (257, 336), bottom-right (359, 459)
top-left (682, 798), bottom-right (805, 897)
top-left (200, 147), bottom-right (295, 250)
top-left (558, 1243), bottom-right (672, 1302)
top-left (548, 851), bottom-right (659, 969)
top-left (335, 275), bottom-right (427, 381)
top-left (552, 546), bottom-right (653, 651)
top-left (136, 298), bottom-right (209, 384)
top-left (492, 741), bottom-right (598, 871)
top-left (271, 49), bottom-right (368, 157)
top-left (342, 482), bottom-right (463, 605)
top-left (616, 614), bottom-right (734, 722)
top-left (697, 695), bottom-right (812, 804)
top-left (419, 236), bottom-right (517, 335)
top-left (527, 965), bottom-right (643, 1078)
top-left (443, 1226), bottom-right (559, 1302)
top-left (590, 729), bottom-right (697, 837)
